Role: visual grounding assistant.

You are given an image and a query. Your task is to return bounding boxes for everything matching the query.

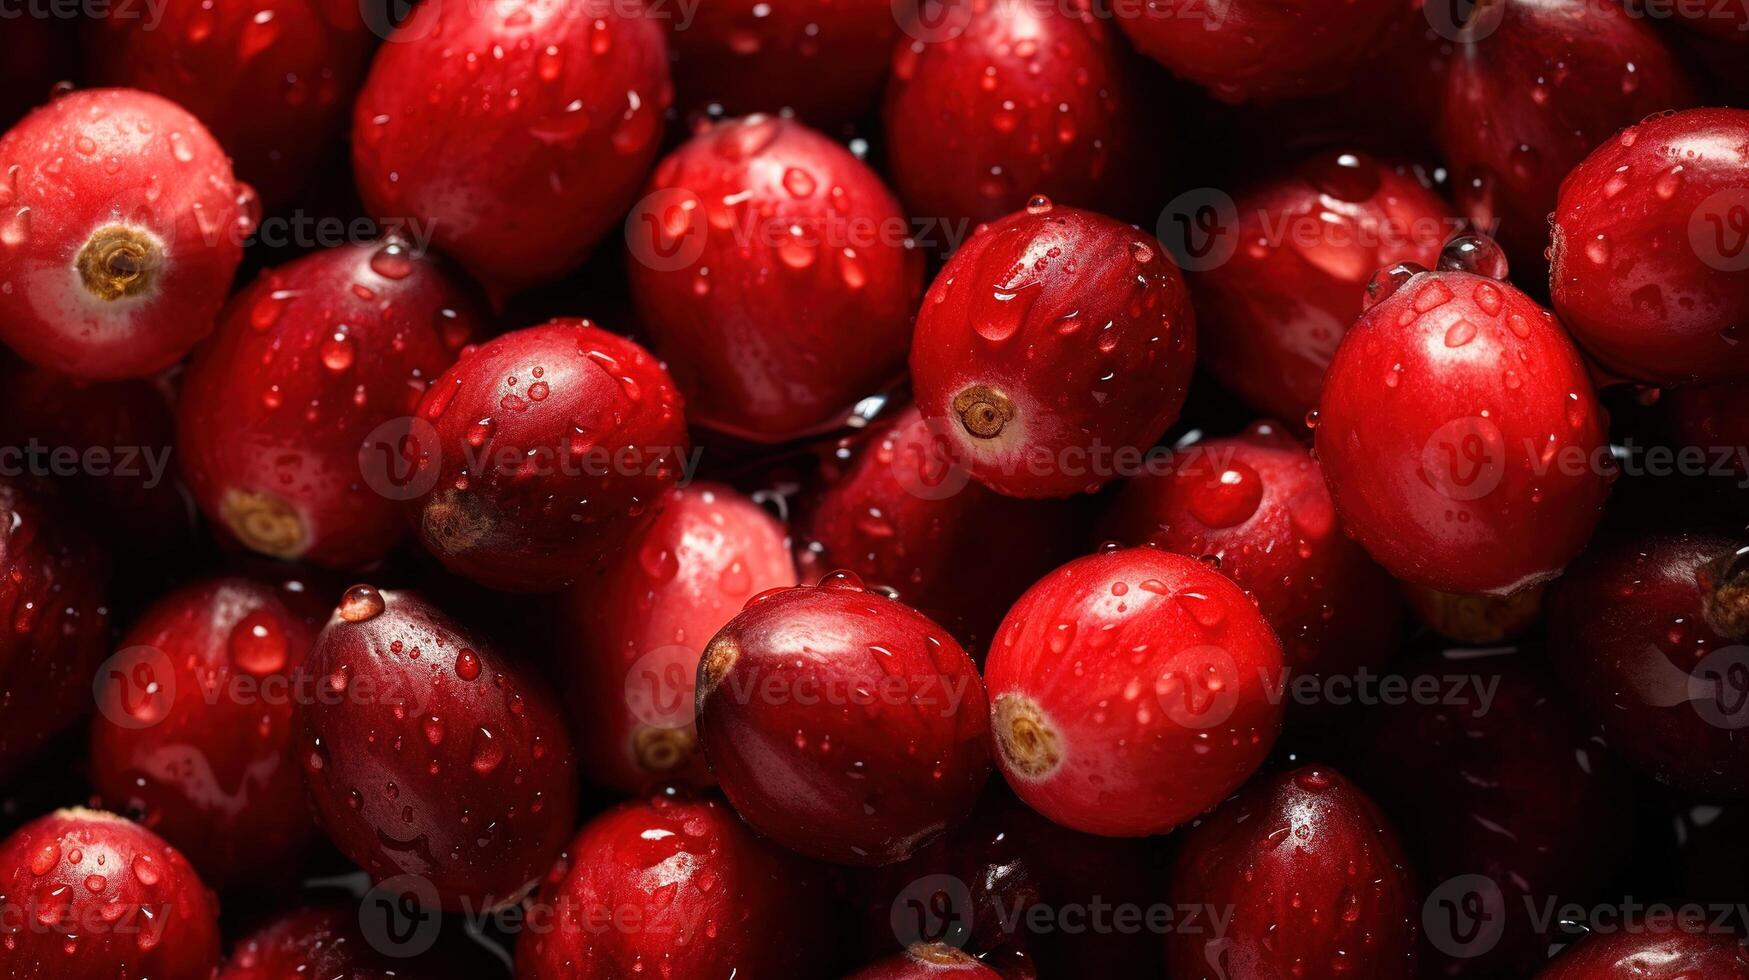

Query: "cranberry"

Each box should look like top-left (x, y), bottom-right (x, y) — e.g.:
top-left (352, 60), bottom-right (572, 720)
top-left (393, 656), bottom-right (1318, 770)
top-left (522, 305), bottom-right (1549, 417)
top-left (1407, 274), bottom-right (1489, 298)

top-left (848, 945), bottom-right (1006, 979)
top-left (1550, 108), bottom-right (1749, 386)
top-left (695, 577), bottom-right (991, 865)
top-left (352, 0), bottom-right (670, 298)
top-left (407, 319), bottom-right (689, 592)
top-left (0, 808), bottom-right (220, 980)
top-left (626, 115), bottom-right (922, 443)
top-left (1168, 767), bottom-right (1418, 980)
top-left (882, 0), bottom-right (1158, 230)
top-left (983, 547), bottom-right (1284, 836)
top-left (1625, 0), bottom-right (1749, 43)
top-left (1345, 650), bottom-right (1633, 978)
top-left (1534, 922), bottom-right (1749, 979)
top-left (85, 0), bottom-right (373, 206)
top-left (178, 239), bottom-right (482, 568)
top-left (1549, 531), bottom-right (1749, 797)
top-left (1314, 240), bottom-right (1611, 595)
top-left (1100, 421), bottom-right (1403, 709)
top-left (1403, 582), bottom-right (1545, 645)
top-left (219, 903), bottom-right (500, 980)
top-left (909, 201), bottom-right (1196, 498)
top-left (0, 479), bottom-right (111, 782)
top-left (669, 0), bottom-right (898, 125)
top-left (1116, 0), bottom-right (1401, 103)
top-left (295, 586), bottom-right (579, 908)
top-left (563, 482), bottom-right (796, 794)
top-left (515, 793), bottom-right (836, 979)
top-left (0, 88), bottom-right (255, 379)
top-left (88, 576), bottom-right (323, 889)
top-left (796, 405), bottom-right (1083, 652)
top-left (1191, 151), bottom-right (1453, 423)
top-left (1437, 0), bottom-right (1699, 270)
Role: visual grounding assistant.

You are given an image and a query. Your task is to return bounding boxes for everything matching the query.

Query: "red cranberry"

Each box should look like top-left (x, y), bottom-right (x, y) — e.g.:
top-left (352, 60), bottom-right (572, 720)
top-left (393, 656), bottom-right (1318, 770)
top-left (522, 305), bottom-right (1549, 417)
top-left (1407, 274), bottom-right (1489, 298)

top-left (983, 547), bottom-right (1284, 836)
top-left (848, 945), bottom-right (1006, 979)
top-left (85, 0), bottom-right (373, 206)
top-left (1167, 766), bottom-right (1418, 980)
top-left (1191, 151), bottom-right (1453, 423)
top-left (1437, 0), bottom-right (1699, 270)
top-left (0, 88), bottom-right (255, 379)
top-left (882, 0), bottom-right (1157, 229)
top-left (909, 201), bottom-right (1196, 498)
top-left (1100, 421), bottom-right (1403, 709)
top-left (515, 793), bottom-right (836, 979)
top-left (296, 586), bottom-right (579, 909)
top-left (178, 240), bottom-right (481, 568)
top-left (1534, 922), bottom-right (1749, 979)
top-left (564, 482), bottom-right (796, 794)
top-left (1550, 107), bottom-right (1749, 386)
top-left (797, 405), bottom-right (1082, 652)
top-left (626, 115), bottom-right (922, 443)
top-left (0, 479), bottom-right (111, 781)
top-left (0, 808), bottom-right (220, 980)
top-left (669, 0), bottom-right (898, 125)
top-left (407, 319), bottom-right (689, 592)
top-left (1549, 531), bottom-right (1749, 797)
top-left (695, 578), bottom-right (991, 865)
top-left (219, 903), bottom-right (500, 980)
top-left (88, 576), bottom-right (323, 889)
top-left (1116, 0), bottom-right (1400, 103)
top-left (1314, 243), bottom-right (1611, 595)
top-left (352, 0), bottom-right (670, 297)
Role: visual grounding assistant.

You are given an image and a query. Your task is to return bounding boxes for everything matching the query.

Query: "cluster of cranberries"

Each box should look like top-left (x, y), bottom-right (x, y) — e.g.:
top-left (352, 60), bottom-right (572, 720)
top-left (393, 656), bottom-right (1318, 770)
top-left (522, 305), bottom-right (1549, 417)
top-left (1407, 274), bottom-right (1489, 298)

top-left (0, 0), bottom-right (1746, 978)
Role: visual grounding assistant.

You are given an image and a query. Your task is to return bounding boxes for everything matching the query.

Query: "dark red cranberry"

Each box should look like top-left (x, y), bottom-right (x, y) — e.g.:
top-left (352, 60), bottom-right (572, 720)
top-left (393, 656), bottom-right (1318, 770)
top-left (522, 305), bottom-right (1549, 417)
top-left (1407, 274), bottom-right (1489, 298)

top-left (407, 319), bottom-right (689, 592)
top-left (219, 903), bottom-right (501, 980)
top-left (882, 0), bottom-right (1158, 229)
top-left (564, 483), bottom-right (796, 794)
top-left (88, 576), bottom-right (323, 889)
top-left (1100, 421), bottom-right (1403, 710)
top-left (1167, 767), bottom-right (1418, 980)
top-left (1191, 151), bottom-right (1453, 423)
top-left (1535, 921), bottom-right (1749, 979)
top-left (0, 808), bottom-right (220, 980)
top-left (1624, 0), bottom-right (1749, 43)
top-left (179, 240), bottom-right (482, 568)
top-left (352, 0), bottom-right (670, 297)
top-left (1550, 107), bottom-right (1749, 386)
top-left (848, 945), bottom-right (1006, 979)
top-left (1437, 0), bottom-right (1699, 270)
top-left (695, 577), bottom-right (991, 865)
top-left (1314, 240), bottom-right (1611, 595)
top-left (909, 201), bottom-right (1196, 498)
top-left (1668, 380), bottom-right (1749, 472)
top-left (1549, 531), bottom-right (1749, 797)
top-left (983, 547), bottom-right (1284, 836)
top-left (626, 115), bottom-right (922, 443)
top-left (515, 794), bottom-right (837, 979)
top-left (296, 586), bottom-right (579, 909)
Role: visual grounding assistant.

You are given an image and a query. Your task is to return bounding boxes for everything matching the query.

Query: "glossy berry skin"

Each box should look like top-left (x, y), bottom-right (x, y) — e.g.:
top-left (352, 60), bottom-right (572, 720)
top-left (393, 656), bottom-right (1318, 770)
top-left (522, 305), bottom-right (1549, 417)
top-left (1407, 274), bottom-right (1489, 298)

top-left (179, 241), bottom-right (480, 568)
top-left (1116, 0), bottom-right (1400, 104)
top-left (1438, 0), bottom-right (1698, 270)
top-left (1101, 422), bottom-right (1403, 706)
top-left (407, 319), bottom-right (689, 592)
top-left (0, 479), bottom-right (111, 781)
top-left (0, 808), bottom-right (220, 980)
top-left (1549, 532), bottom-right (1749, 797)
top-left (848, 946), bottom-right (1005, 980)
top-left (87, 576), bottom-right (322, 889)
top-left (85, 0), bottom-right (373, 206)
top-left (1315, 262), bottom-right (1611, 596)
top-left (882, 0), bottom-right (1156, 229)
top-left (669, 0), bottom-right (897, 125)
top-left (564, 483), bottom-right (797, 794)
top-left (220, 904), bottom-right (501, 980)
top-left (1535, 925), bottom-right (1749, 979)
top-left (352, 0), bottom-right (670, 297)
top-left (1168, 767), bottom-right (1417, 980)
top-left (296, 586), bottom-right (579, 909)
top-left (797, 405), bottom-right (1080, 652)
top-left (1192, 151), bottom-right (1453, 423)
top-left (627, 115), bottom-right (922, 443)
top-left (514, 793), bottom-right (836, 980)
top-left (910, 202), bottom-right (1196, 498)
top-left (1550, 108), bottom-right (1749, 385)
top-left (0, 88), bottom-right (255, 379)
top-left (695, 579), bottom-right (991, 865)
top-left (983, 547), bottom-right (1284, 837)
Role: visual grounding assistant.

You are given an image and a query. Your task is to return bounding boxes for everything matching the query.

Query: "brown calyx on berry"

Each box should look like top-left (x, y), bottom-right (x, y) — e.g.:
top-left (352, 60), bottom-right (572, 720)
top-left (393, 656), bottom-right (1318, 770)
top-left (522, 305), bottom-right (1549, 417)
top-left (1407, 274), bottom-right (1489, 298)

top-left (698, 636), bottom-right (739, 702)
top-left (633, 726), bottom-right (696, 773)
top-left (1701, 545), bottom-right (1749, 641)
top-left (77, 225), bottom-right (161, 301)
top-left (991, 692), bottom-right (1062, 779)
top-left (908, 942), bottom-right (977, 965)
top-left (952, 384), bottom-right (1013, 439)
top-left (221, 489), bottom-right (307, 559)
